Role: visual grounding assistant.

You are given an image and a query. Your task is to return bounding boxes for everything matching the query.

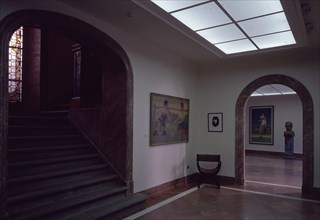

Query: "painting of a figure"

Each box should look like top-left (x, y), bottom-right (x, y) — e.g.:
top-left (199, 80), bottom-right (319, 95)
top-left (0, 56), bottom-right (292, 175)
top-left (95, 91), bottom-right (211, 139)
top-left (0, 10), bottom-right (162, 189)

top-left (249, 106), bottom-right (274, 145)
top-left (150, 93), bottom-right (189, 146)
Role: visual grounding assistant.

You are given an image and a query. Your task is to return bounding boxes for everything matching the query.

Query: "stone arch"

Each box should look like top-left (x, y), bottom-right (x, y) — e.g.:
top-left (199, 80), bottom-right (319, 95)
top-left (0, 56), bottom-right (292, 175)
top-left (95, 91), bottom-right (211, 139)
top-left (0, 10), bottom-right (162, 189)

top-left (235, 74), bottom-right (314, 194)
top-left (0, 10), bottom-right (134, 214)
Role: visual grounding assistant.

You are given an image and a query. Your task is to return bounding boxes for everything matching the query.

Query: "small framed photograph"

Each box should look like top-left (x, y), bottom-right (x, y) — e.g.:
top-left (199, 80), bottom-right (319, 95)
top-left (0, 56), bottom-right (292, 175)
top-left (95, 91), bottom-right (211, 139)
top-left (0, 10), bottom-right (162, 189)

top-left (208, 113), bottom-right (223, 132)
top-left (249, 106), bottom-right (274, 145)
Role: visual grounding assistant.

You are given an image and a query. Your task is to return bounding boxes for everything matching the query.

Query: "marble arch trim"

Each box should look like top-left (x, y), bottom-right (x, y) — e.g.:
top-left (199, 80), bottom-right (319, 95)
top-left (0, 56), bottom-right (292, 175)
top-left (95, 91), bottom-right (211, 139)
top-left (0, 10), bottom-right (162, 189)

top-left (235, 74), bottom-right (314, 194)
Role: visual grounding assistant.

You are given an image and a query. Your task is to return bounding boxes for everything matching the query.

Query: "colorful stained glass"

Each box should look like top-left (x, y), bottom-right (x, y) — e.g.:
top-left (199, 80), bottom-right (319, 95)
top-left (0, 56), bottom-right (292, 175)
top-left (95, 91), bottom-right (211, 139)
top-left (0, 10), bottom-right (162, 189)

top-left (9, 27), bottom-right (23, 102)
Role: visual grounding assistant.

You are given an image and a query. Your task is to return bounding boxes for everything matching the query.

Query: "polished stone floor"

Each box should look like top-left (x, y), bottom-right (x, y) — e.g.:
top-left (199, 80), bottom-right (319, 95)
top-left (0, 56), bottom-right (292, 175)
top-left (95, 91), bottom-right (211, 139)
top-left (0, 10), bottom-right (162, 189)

top-left (245, 154), bottom-right (302, 187)
top-left (135, 186), bottom-right (320, 220)
top-left (125, 155), bottom-right (319, 220)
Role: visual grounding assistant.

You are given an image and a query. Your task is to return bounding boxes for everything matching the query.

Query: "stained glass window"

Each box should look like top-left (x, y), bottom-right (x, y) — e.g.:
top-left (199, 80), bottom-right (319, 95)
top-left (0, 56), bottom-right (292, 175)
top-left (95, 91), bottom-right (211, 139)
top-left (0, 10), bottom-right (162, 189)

top-left (9, 26), bottom-right (23, 102)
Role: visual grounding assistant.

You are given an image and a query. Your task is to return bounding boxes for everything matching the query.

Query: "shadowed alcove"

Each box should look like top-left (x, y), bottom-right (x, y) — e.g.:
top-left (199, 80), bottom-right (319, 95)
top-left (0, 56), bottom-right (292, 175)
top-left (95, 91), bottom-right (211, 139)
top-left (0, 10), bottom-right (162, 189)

top-left (0, 10), bottom-right (134, 215)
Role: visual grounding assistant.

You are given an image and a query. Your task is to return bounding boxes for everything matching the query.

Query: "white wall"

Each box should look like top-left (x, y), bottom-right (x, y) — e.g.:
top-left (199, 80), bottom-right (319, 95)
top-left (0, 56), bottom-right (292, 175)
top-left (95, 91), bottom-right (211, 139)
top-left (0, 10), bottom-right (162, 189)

top-left (245, 95), bottom-right (303, 154)
top-left (129, 40), bottom-right (198, 193)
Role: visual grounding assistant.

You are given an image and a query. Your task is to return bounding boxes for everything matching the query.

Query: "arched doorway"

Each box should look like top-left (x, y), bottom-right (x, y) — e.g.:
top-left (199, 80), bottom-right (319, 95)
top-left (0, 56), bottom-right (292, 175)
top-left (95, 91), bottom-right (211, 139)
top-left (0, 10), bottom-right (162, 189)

top-left (0, 10), bottom-right (134, 215)
top-left (235, 74), bottom-right (314, 194)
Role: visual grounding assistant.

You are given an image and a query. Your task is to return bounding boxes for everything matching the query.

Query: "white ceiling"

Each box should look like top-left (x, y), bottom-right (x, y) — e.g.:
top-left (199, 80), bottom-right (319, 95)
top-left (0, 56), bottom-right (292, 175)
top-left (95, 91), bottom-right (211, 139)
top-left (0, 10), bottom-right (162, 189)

top-left (58, 0), bottom-right (319, 64)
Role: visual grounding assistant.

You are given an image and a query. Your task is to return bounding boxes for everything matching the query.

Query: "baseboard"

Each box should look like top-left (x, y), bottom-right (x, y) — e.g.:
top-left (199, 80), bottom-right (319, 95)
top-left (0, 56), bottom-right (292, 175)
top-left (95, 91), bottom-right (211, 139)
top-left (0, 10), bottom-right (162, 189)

top-left (219, 176), bottom-right (237, 185)
top-left (137, 173), bottom-right (319, 201)
top-left (138, 174), bottom-right (236, 196)
top-left (138, 174), bottom-right (197, 196)
top-left (245, 149), bottom-right (303, 159)
top-left (312, 187), bottom-right (320, 198)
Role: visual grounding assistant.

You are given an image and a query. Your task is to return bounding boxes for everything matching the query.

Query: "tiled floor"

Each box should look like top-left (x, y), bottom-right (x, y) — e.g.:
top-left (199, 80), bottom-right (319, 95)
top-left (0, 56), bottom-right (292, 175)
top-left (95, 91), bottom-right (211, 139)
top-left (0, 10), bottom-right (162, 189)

top-left (126, 155), bottom-right (320, 220)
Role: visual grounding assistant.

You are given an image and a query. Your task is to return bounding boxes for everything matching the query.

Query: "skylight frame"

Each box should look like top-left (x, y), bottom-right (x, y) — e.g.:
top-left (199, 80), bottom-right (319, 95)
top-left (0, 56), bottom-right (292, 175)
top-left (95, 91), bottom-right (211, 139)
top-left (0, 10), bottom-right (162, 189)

top-left (171, 2), bottom-right (232, 31)
top-left (196, 23), bottom-right (246, 45)
top-left (250, 84), bottom-right (297, 96)
top-left (150, 0), bottom-right (297, 55)
top-left (215, 39), bottom-right (257, 55)
top-left (238, 12), bottom-right (291, 37)
top-left (252, 31), bottom-right (296, 49)
top-left (217, 0), bottom-right (284, 21)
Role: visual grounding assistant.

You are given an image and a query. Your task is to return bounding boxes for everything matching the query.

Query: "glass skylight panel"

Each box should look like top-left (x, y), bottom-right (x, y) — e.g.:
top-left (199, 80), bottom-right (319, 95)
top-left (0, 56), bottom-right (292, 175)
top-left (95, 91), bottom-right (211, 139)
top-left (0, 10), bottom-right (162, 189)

top-left (151, 0), bottom-right (208, 13)
top-left (252, 31), bottom-right (296, 49)
top-left (238, 12), bottom-right (291, 37)
top-left (264, 92), bottom-right (282, 96)
top-left (218, 0), bottom-right (283, 21)
top-left (197, 24), bottom-right (246, 44)
top-left (215, 39), bottom-right (257, 54)
top-left (150, 0), bottom-right (297, 55)
top-left (272, 84), bottom-right (296, 94)
top-left (258, 85), bottom-right (279, 94)
top-left (282, 91), bottom-right (297, 95)
top-left (251, 92), bottom-right (264, 96)
top-left (171, 2), bottom-right (232, 31)
top-left (251, 84), bottom-right (296, 96)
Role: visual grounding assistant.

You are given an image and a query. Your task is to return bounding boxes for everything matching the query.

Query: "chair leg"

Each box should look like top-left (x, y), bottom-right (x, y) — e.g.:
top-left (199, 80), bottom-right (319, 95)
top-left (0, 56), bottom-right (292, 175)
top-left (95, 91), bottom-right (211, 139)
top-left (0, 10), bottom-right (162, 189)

top-left (197, 174), bottom-right (221, 189)
top-left (214, 176), bottom-right (220, 189)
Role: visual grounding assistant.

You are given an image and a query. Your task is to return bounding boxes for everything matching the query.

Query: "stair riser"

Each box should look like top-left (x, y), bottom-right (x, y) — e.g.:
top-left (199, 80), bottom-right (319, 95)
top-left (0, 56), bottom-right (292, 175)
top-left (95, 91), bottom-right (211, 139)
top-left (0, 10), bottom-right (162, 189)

top-left (46, 104), bottom-right (70, 111)
top-left (9, 157), bottom-right (102, 178)
top-left (41, 112), bottom-right (69, 117)
top-left (8, 137), bottom-right (86, 148)
top-left (8, 127), bottom-right (79, 137)
top-left (9, 182), bottom-right (125, 214)
top-left (8, 148), bottom-right (93, 163)
top-left (99, 195), bottom-right (147, 220)
top-left (8, 170), bottom-right (113, 197)
top-left (9, 117), bottom-right (70, 126)
top-left (51, 194), bottom-right (147, 220)
top-left (49, 193), bottom-right (127, 220)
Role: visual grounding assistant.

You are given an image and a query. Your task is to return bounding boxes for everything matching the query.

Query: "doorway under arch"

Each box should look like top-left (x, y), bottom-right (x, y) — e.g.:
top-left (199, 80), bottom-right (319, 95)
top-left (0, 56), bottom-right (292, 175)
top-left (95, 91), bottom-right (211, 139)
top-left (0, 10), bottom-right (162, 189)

top-left (235, 74), bottom-right (314, 194)
top-left (0, 10), bottom-right (134, 215)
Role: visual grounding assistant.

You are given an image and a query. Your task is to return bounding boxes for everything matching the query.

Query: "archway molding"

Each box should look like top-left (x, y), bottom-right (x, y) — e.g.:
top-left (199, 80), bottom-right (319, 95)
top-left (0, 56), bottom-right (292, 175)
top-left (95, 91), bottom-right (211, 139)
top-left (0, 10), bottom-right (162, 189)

top-left (0, 10), bottom-right (134, 215)
top-left (235, 74), bottom-right (314, 194)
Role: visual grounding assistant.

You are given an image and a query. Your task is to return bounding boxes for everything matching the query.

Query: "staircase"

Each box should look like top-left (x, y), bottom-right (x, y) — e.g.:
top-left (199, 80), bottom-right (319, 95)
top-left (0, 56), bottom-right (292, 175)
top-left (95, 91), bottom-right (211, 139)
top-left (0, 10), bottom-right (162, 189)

top-left (7, 111), bottom-right (146, 219)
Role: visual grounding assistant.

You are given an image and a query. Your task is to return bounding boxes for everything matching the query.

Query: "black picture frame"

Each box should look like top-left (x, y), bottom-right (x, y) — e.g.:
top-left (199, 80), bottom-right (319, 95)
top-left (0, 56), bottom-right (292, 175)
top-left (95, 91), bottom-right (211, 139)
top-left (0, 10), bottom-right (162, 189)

top-left (249, 106), bottom-right (274, 145)
top-left (208, 113), bottom-right (223, 132)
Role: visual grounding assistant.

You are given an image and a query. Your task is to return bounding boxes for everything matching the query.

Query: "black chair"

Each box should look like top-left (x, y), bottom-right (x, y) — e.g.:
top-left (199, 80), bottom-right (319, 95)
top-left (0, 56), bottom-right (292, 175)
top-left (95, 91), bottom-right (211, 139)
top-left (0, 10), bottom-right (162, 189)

top-left (197, 154), bottom-right (221, 189)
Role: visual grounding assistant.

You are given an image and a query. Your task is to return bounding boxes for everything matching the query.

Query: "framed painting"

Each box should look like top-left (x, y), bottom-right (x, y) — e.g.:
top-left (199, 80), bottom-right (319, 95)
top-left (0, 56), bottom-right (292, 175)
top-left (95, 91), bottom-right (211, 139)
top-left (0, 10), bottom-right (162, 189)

top-left (249, 106), bottom-right (274, 145)
top-left (150, 93), bottom-right (189, 146)
top-left (208, 113), bottom-right (223, 132)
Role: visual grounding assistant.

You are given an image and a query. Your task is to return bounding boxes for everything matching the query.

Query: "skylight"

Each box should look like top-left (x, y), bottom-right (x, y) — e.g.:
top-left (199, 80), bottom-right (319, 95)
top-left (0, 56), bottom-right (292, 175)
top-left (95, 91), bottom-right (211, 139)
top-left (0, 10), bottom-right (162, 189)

top-left (151, 0), bottom-right (296, 55)
top-left (251, 84), bottom-right (296, 96)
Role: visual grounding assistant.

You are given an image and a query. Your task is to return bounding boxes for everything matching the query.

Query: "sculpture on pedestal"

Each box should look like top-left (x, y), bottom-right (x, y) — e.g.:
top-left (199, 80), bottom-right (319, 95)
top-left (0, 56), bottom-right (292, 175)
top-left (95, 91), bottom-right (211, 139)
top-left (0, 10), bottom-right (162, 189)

top-left (284, 121), bottom-right (295, 159)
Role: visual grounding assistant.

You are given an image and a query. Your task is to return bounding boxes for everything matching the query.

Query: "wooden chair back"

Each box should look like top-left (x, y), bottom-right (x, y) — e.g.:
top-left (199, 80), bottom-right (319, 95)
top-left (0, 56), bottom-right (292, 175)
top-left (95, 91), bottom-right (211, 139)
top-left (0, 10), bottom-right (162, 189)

top-left (196, 154), bottom-right (221, 188)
